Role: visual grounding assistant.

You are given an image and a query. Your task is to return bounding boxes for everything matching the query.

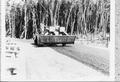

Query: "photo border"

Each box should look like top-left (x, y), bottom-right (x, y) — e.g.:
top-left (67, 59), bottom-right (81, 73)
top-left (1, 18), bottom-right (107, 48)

top-left (0, 0), bottom-right (116, 81)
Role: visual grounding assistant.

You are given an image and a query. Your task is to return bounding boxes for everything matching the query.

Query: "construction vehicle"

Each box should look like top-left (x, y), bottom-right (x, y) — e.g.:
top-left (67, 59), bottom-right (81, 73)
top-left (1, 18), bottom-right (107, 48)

top-left (33, 24), bottom-right (76, 46)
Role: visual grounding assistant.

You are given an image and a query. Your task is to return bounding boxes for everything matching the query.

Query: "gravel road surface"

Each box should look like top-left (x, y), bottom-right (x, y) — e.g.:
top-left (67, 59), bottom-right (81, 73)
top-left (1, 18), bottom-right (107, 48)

top-left (1, 38), bottom-right (110, 81)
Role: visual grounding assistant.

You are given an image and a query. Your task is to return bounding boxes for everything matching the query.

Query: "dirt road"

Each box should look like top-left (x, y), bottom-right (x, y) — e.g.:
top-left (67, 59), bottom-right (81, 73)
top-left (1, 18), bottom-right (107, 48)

top-left (2, 38), bottom-right (110, 81)
top-left (52, 41), bottom-right (109, 74)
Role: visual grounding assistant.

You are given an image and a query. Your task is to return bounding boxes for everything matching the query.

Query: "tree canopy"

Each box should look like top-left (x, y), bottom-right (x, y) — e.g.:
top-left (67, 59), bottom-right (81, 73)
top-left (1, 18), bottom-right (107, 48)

top-left (5, 0), bottom-right (110, 40)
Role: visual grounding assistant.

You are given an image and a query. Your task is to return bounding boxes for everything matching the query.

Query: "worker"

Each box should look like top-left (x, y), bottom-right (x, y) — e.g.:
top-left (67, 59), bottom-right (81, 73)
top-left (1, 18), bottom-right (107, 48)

top-left (44, 27), bottom-right (50, 35)
top-left (54, 25), bottom-right (60, 35)
top-left (59, 27), bottom-right (68, 35)
top-left (49, 26), bottom-right (55, 35)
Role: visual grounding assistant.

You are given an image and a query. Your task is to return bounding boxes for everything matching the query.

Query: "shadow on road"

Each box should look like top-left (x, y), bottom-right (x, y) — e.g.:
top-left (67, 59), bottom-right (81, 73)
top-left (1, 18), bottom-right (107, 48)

top-left (51, 45), bottom-right (109, 75)
top-left (31, 43), bottom-right (72, 48)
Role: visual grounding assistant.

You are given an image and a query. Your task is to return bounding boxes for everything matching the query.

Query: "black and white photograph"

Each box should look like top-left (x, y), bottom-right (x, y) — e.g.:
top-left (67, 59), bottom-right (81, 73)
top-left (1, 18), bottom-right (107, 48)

top-left (0, 0), bottom-right (114, 81)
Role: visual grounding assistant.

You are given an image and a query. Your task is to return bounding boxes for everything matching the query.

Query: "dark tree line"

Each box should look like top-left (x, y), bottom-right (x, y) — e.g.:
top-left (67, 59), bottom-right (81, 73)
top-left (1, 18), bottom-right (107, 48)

top-left (5, 0), bottom-right (110, 40)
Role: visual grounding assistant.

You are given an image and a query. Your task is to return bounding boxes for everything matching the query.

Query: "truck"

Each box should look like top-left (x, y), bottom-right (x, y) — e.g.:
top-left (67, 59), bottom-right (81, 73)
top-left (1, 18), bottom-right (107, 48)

top-left (33, 24), bottom-right (76, 46)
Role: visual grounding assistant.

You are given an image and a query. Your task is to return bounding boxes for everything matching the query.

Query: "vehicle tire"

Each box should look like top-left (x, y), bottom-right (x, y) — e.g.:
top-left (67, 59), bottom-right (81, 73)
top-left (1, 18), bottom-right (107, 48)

top-left (34, 37), bottom-right (38, 45)
top-left (62, 43), bottom-right (66, 46)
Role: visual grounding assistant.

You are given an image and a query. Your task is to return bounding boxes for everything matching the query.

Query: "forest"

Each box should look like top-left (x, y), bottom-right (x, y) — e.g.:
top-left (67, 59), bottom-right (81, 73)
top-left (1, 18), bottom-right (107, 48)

top-left (5, 0), bottom-right (110, 41)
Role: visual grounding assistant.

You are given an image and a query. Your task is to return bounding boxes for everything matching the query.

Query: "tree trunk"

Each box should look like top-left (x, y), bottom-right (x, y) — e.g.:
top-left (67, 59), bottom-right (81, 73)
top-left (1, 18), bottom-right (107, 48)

top-left (11, 7), bottom-right (16, 38)
top-left (66, 3), bottom-right (74, 31)
top-left (24, 1), bottom-right (27, 39)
